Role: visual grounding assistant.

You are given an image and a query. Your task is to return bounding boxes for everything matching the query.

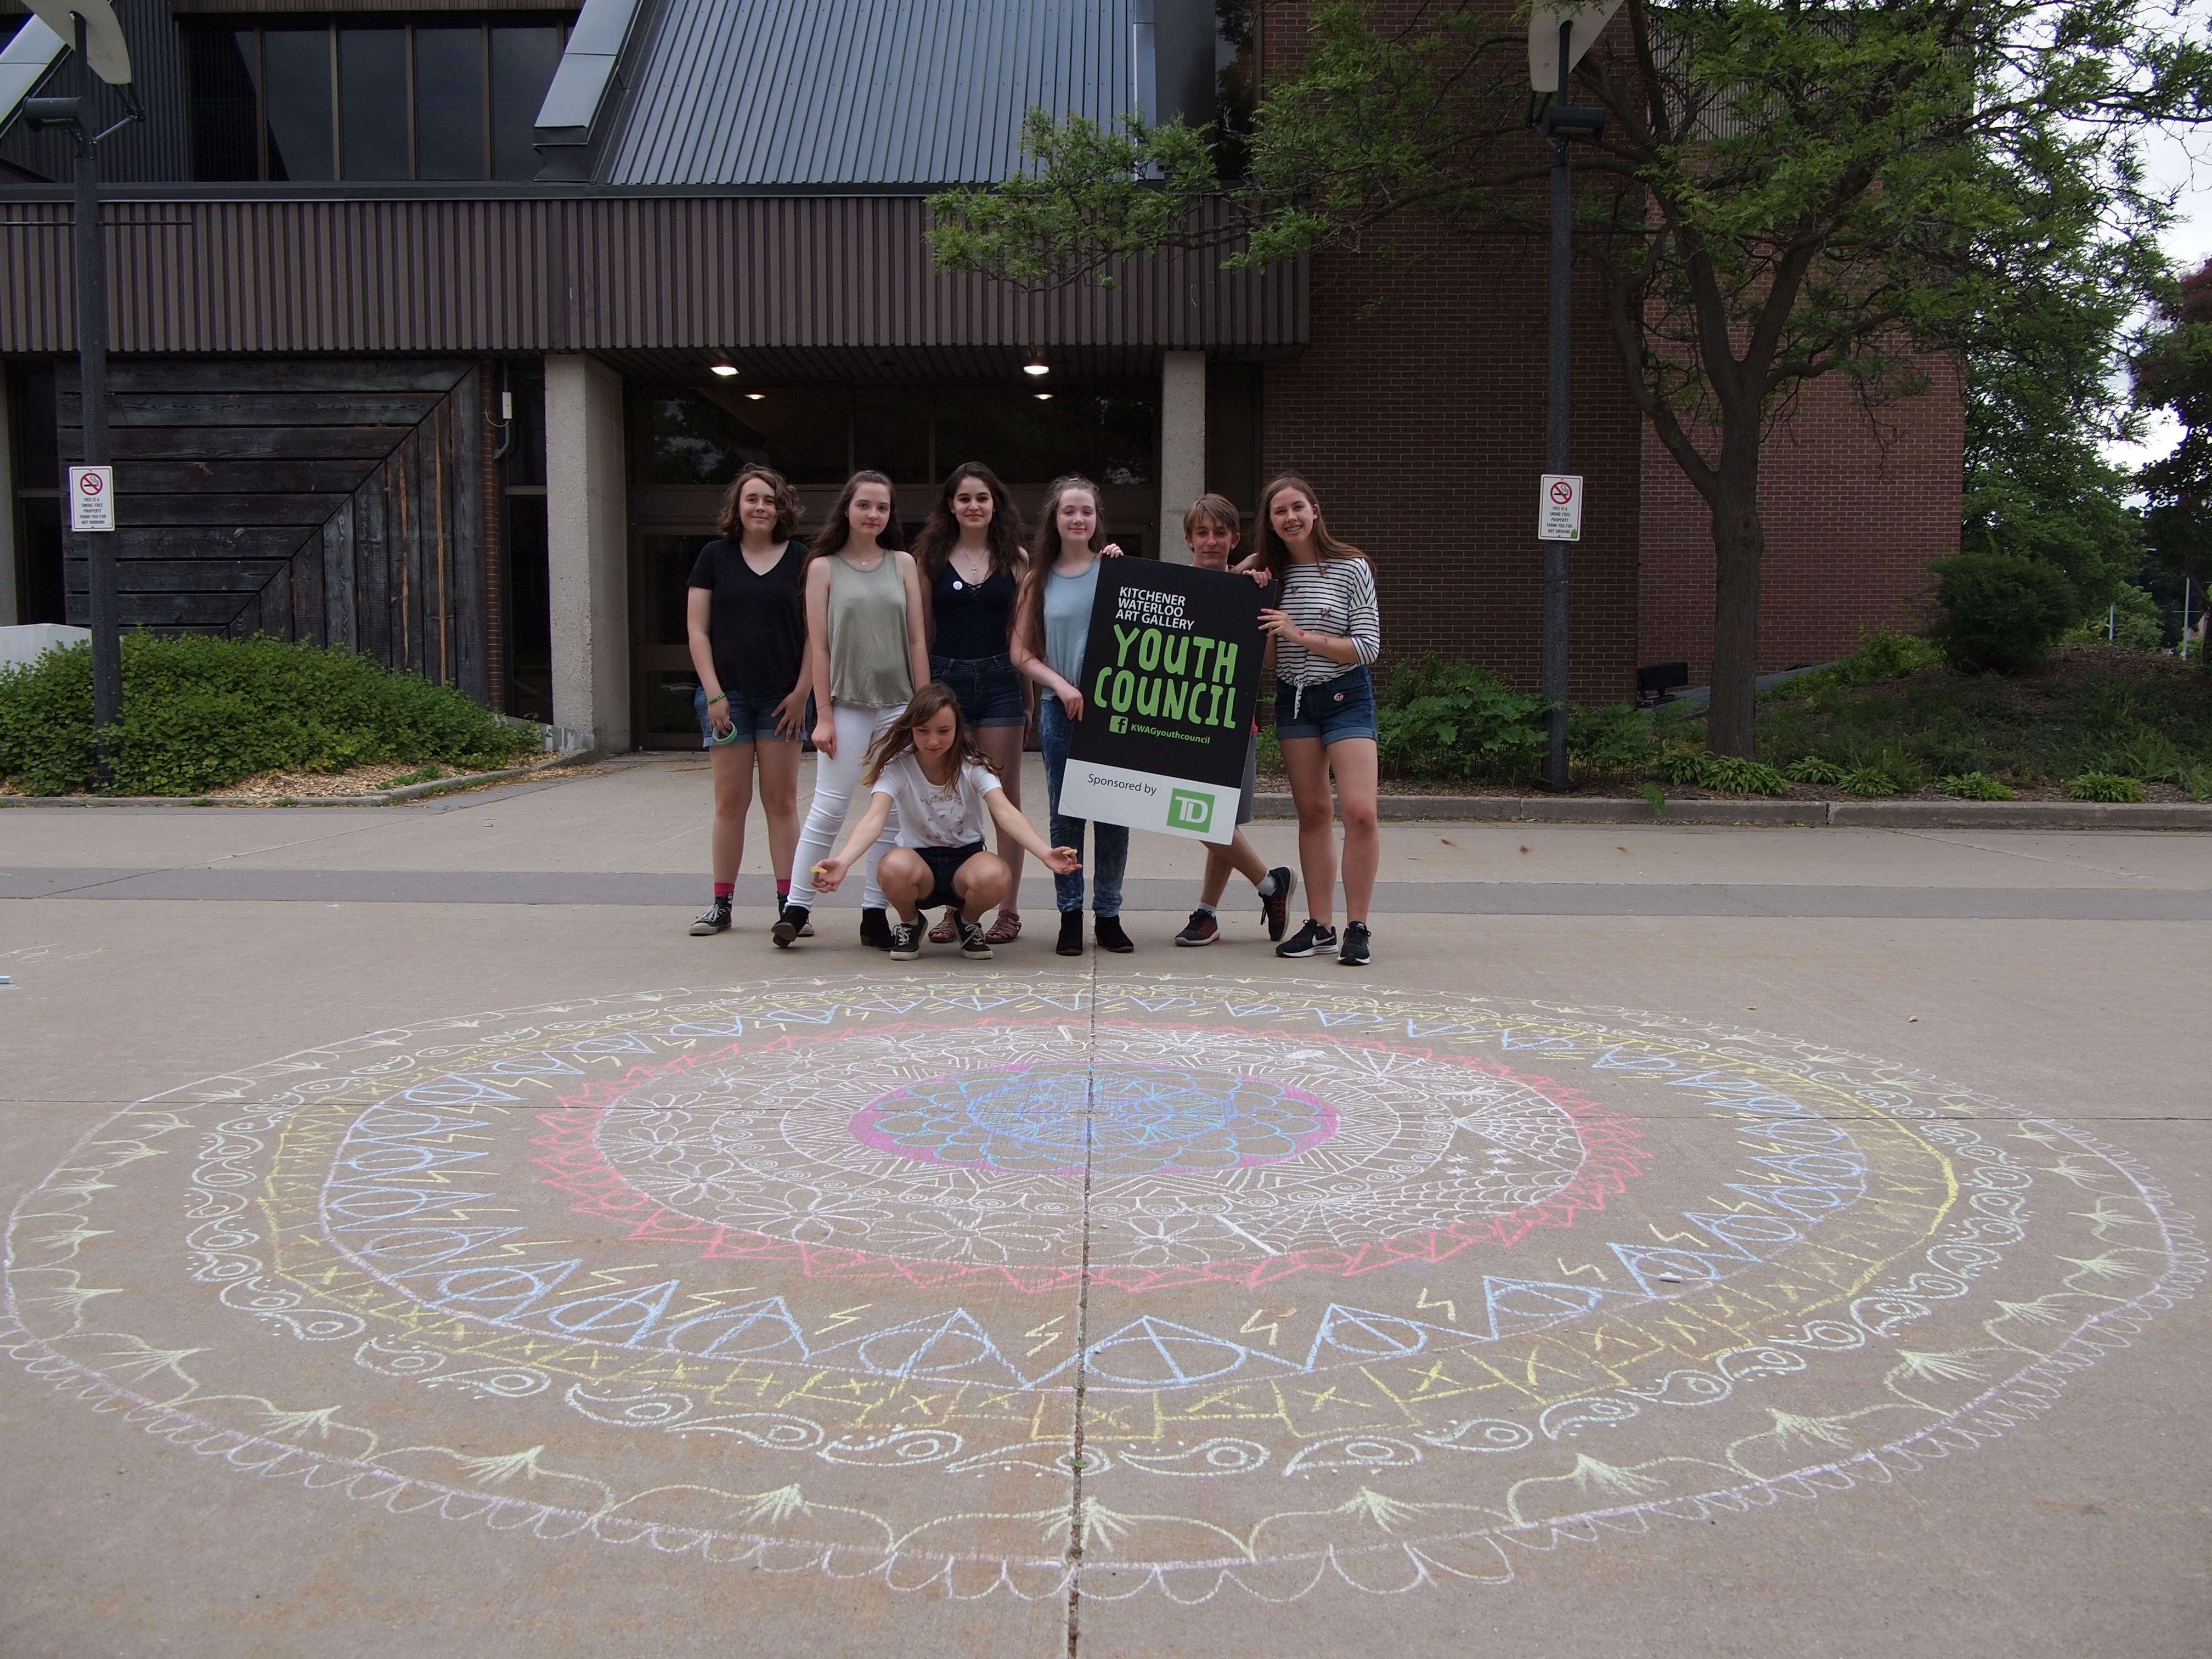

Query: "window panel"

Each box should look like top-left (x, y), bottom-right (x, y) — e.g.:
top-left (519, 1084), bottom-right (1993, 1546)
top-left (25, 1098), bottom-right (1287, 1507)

top-left (853, 391), bottom-right (930, 484)
top-left (259, 28), bottom-right (334, 182)
top-left (491, 26), bottom-right (564, 180)
top-left (414, 27), bottom-right (485, 181)
top-left (340, 28), bottom-right (410, 180)
top-left (185, 30), bottom-right (259, 182)
top-left (936, 390), bottom-right (1156, 486)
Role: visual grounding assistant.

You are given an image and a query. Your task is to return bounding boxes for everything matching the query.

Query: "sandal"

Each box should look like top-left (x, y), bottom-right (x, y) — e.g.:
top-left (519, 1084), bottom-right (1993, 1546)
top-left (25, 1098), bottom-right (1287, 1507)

top-left (928, 909), bottom-right (962, 945)
top-left (983, 910), bottom-right (1023, 945)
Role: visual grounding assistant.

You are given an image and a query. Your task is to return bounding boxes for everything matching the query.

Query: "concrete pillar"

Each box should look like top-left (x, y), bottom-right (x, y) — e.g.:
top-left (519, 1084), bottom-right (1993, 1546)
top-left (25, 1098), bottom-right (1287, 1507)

top-left (1157, 350), bottom-right (1206, 564)
top-left (0, 374), bottom-right (17, 627)
top-left (545, 352), bottom-right (629, 751)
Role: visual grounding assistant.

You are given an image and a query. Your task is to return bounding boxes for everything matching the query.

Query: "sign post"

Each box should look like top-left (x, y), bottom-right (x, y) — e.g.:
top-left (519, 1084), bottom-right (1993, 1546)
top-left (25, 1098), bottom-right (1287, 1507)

top-left (1058, 562), bottom-right (1266, 842)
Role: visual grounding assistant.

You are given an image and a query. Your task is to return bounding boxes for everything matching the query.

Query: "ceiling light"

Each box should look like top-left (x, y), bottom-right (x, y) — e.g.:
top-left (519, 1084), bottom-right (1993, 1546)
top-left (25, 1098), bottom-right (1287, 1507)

top-left (1022, 357), bottom-right (1050, 377)
top-left (709, 363), bottom-right (739, 377)
top-left (1032, 392), bottom-right (1053, 400)
top-left (745, 392), bottom-right (766, 400)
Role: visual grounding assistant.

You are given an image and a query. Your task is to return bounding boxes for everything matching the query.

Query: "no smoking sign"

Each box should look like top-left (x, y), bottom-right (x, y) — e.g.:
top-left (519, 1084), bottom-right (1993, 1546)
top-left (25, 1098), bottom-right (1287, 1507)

top-left (68, 465), bottom-right (115, 533)
top-left (1538, 473), bottom-right (1582, 541)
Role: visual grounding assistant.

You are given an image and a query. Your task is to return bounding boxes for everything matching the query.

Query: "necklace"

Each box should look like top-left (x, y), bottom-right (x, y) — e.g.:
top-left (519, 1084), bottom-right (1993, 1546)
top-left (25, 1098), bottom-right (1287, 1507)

top-left (950, 546), bottom-right (991, 584)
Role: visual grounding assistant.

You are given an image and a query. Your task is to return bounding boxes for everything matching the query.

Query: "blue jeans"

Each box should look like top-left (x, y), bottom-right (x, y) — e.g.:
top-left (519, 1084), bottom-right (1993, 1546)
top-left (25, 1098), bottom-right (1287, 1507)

top-left (929, 653), bottom-right (1028, 729)
top-left (1037, 696), bottom-right (1127, 917)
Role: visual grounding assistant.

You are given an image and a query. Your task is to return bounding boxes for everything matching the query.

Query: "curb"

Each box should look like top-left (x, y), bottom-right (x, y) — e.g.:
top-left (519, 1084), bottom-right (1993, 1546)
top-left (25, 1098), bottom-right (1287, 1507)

top-left (0, 749), bottom-right (599, 809)
top-left (1250, 794), bottom-right (2212, 830)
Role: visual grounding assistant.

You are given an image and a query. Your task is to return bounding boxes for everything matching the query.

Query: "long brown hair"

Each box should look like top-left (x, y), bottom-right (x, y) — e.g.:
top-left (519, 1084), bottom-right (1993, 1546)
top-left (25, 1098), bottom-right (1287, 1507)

top-left (911, 462), bottom-right (1025, 584)
top-left (809, 470), bottom-right (904, 561)
top-left (1254, 473), bottom-right (1364, 577)
top-left (861, 680), bottom-right (1002, 785)
top-left (715, 463), bottom-right (802, 540)
top-left (1013, 473), bottom-right (1102, 667)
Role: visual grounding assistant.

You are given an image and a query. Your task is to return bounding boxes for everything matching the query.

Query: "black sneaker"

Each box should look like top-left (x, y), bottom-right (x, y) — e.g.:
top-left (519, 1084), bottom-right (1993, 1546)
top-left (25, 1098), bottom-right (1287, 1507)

top-left (887, 919), bottom-right (924, 960)
top-left (1094, 914), bottom-right (1134, 953)
top-left (1174, 909), bottom-right (1221, 947)
top-left (957, 917), bottom-right (994, 960)
top-left (860, 907), bottom-right (894, 950)
top-left (690, 896), bottom-right (732, 936)
top-left (1056, 912), bottom-right (1085, 957)
top-left (1276, 919), bottom-right (1338, 958)
top-left (1337, 921), bottom-right (1372, 966)
top-left (1259, 867), bottom-right (1296, 942)
top-left (771, 904), bottom-right (810, 948)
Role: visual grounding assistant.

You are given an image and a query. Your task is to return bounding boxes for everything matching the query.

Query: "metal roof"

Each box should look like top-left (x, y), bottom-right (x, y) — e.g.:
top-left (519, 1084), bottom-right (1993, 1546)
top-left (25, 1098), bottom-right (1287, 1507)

top-left (597, 0), bottom-right (1169, 187)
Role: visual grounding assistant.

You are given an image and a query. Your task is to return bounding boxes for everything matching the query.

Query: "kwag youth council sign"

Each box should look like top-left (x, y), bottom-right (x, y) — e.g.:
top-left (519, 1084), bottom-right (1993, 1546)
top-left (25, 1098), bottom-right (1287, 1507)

top-left (1058, 560), bottom-right (1266, 841)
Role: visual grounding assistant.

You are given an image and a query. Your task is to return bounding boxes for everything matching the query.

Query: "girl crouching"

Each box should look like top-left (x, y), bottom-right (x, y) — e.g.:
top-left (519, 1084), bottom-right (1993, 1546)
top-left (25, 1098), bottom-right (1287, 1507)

top-left (810, 682), bottom-right (1080, 961)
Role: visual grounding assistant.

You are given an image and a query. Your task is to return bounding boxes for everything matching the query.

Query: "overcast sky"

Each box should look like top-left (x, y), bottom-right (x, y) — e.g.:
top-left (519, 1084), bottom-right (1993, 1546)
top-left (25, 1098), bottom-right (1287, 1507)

top-left (2103, 127), bottom-right (2212, 475)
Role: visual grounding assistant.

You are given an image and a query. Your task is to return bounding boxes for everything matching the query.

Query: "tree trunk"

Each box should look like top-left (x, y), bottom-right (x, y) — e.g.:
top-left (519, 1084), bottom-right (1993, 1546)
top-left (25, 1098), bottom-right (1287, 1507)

top-left (1706, 439), bottom-right (1765, 758)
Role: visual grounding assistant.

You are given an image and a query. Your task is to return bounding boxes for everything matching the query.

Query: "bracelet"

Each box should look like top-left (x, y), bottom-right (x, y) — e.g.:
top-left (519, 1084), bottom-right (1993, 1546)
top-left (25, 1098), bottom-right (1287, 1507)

top-left (706, 693), bottom-right (727, 706)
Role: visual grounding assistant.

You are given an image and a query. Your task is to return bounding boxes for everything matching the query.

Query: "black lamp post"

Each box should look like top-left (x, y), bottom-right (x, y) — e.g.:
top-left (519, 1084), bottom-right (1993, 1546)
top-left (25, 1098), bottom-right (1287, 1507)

top-left (23, 1), bottom-right (138, 769)
top-left (1528, 5), bottom-right (1616, 792)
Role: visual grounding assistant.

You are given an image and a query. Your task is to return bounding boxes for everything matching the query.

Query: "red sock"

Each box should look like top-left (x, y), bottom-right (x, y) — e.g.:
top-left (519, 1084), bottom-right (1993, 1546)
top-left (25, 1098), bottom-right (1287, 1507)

top-left (713, 882), bottom-right (734, 899)
top-left (776, 878), bottom-right (791, 899)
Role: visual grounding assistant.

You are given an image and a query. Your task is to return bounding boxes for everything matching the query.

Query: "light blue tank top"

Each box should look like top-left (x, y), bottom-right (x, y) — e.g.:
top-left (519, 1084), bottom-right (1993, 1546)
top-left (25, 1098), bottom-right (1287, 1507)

top-left (1041, 559), bottom-right (1101, 702)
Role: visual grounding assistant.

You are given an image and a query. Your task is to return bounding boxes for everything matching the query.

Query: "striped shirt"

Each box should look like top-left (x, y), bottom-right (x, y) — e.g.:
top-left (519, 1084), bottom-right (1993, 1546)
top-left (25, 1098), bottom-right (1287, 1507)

top-left (1273, 558), bottom-right (1382, 686)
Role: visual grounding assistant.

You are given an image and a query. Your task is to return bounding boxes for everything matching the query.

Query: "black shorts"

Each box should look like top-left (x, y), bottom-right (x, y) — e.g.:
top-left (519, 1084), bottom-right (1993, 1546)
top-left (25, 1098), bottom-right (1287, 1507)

top-left (913, 840), bottom-right (989, 910)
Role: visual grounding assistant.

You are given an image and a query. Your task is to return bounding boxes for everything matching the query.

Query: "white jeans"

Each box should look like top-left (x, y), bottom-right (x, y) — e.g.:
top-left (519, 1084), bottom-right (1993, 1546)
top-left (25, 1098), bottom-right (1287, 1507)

top-left (787, 702), bottom-right (902, 912)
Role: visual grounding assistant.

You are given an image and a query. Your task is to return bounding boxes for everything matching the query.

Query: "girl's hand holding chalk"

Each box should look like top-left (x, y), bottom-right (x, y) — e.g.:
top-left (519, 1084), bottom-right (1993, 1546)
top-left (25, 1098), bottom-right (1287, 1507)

top-left (1042, 845), bottom-right (1083, 876)
top-left (812, 857), bottom-right (846, 893)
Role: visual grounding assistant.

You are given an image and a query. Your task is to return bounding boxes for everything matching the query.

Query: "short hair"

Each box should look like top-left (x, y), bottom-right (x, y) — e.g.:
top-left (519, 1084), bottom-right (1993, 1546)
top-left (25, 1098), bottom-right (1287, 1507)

top-left (1182, 494), bottom-right (1243, 536)
top-left (716, 464), bottom-right (802, 539)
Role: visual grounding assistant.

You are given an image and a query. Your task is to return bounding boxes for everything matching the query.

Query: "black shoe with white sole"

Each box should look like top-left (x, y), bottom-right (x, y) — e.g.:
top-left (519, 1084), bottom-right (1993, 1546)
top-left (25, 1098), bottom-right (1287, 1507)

top-left (770, 904), bottom-right (810, 948)
top-left (957, 917), bottom-right (995, 960)
top-left (1275, 919), bottom-right (1338, 958)
top-left (690, 896), bottom-right (732, 936)
top-left (1174, 909), bottom-right (1221, 946)
top-left (1259, 867), bottom-right (1296, 942)
top-left (887, 919), bottom-right (924, 960)
top-left (1337, 921), bottom-right (1372, 966)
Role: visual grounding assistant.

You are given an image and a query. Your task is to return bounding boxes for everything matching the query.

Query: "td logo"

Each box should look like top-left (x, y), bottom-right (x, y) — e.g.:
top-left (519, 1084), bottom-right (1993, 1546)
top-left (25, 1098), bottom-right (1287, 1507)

top-left (1167, 788), bottom-right (1214, 833)
top-left (1109, 715), bottom-right (1128, 733)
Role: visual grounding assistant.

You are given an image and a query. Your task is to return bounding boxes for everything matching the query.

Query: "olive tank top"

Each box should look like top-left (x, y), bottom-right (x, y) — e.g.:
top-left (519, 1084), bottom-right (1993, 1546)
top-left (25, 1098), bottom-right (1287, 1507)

top-left (826, 551), bottom-right (915, 709)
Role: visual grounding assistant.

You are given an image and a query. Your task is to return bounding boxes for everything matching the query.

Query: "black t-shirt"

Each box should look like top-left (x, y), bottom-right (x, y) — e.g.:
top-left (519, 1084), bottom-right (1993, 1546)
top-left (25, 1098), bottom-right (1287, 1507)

top-left (687, 538), bottom-right (808, 700)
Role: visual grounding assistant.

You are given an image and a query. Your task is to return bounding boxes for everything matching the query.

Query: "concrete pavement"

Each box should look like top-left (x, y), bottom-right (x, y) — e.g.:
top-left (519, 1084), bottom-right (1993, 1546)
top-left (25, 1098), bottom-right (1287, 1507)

top-left (2, 756), bottom-right (2206, 1658)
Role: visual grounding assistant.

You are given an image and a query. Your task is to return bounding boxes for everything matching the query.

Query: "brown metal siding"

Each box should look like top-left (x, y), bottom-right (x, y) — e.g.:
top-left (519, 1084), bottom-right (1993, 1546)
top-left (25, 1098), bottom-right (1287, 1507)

top-left (0, 195), bottom-right (1304, 357)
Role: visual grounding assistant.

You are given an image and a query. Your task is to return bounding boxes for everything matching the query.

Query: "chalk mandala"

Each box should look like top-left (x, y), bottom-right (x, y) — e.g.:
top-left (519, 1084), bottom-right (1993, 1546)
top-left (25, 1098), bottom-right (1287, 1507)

top-left (3, 976), bottom-right (2198, 1601)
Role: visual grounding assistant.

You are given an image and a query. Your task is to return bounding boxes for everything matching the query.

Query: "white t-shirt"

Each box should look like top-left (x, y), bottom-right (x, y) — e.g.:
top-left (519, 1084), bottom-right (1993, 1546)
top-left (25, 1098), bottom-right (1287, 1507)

top-left (871, 752), bottom-right (1002, 849)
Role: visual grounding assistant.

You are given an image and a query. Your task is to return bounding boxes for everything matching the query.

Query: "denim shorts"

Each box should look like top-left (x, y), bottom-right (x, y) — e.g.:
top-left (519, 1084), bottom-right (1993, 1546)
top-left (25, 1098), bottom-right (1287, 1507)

top-left (913, 840), bottom-right (989, 910)
top-left (931, 654), bottom-right (1028, 729)
top-left (695, 684), bottom-right (791, 747)
top-left (1273, 666), bottom-right (1378, 744)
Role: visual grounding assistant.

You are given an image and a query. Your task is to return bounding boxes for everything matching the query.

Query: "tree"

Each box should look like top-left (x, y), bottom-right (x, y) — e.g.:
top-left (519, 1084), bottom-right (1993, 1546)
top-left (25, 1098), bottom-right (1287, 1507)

top-left (929, 0), bottom-right (2210, 753)
top-left (2135, 258), bottom-right (2212, 587)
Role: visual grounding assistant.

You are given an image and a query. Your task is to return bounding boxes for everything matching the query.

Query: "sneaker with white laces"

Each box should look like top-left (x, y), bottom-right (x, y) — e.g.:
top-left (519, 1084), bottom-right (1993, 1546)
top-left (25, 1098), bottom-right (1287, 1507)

top-left (1259, 867), bottom-right (1296, 942)
top-left (957, 917), bottom-right (995, 960)
top-left (1174, 908), bottom-right (1222, 946)
top-left (888, 919), bottom-right (925, 960)
top-left (1275, 919), bottom-right (1338, 958)
top-left (690, 896), bottom-right (732, 935)
top-left (1337, 921), bottom-right (1372, 966)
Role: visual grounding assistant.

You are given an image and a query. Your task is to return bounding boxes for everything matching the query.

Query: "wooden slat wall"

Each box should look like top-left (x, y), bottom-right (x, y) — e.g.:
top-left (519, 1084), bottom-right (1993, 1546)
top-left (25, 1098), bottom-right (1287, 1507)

top-left (60, 358), bottom-right (492, 699)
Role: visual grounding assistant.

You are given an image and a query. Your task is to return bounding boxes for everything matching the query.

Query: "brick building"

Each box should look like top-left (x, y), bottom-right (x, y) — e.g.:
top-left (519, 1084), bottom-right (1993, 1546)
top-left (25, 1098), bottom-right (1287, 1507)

top-left (0, 0), bottom-right (1959, 744)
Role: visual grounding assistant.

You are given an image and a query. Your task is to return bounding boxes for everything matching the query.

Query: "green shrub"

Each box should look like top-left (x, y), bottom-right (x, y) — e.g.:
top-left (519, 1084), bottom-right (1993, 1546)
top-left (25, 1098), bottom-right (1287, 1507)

top-left (1785, 755), bottom-right (1850, 785)
top-left (2062, 583), bottom-right (2166, 652)
top-left (2180, 764), bottom-right (2212, 802)
top-left (0, 634), bottom-right (531, 796)
top-left (2066, 771), bottom-right (2146, 803)
top-left (1831, 628), bottom-right (1944, 686)
top-left (1567, 702), bottom-right (1656, 776)
top-left (2100, 731), bottom-right (2189, 782)
top-left (1937, 771), bottom-right (2018, 800)
top-left (1928, 550), bottom-right (2079, 675)
top-left (1654, 749), bottom-right (1790, 796)
top-left (1842, 765), bottom-right (1898, 797)
top-left (1373, 655), bottom-right (1550, 782)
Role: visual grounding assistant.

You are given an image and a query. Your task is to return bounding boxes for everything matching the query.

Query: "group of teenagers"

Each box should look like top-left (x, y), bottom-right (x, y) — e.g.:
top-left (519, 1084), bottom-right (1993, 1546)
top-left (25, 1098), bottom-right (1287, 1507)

top-left (684, 461), bottom-right (1386, 967)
